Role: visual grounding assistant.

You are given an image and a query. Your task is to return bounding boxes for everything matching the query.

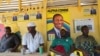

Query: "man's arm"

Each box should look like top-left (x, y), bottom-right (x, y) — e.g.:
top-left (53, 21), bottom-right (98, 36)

top-left (11, 35), bottom-right (20, 52)
top-left (70, 44), bottom-right (75, 53)
top-left (22, 45), bottom-right (28, 49)
top-left (36, 44), bottom-right (44, 52)
top-left (76, 48), bottom-right (89, 56)
top-left (40, 44), bottom-right (44, 46)
top-left (75, 37), bottom-right (81, 49)
top-left (22, 34), bottom-right (28, 49)
top-left (0, 35), bottom-right (5, 45)
top-left (50, 47), bottom-right (62, 55)
top-left (92, 36), bottom-right (97, 46)
top-left (39, 32), bottom-right (44, 46)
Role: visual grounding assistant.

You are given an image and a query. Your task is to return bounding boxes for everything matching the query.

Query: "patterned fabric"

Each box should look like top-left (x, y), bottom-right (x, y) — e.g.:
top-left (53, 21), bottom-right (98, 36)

top-left (75, 35), bottom-right (97, 56)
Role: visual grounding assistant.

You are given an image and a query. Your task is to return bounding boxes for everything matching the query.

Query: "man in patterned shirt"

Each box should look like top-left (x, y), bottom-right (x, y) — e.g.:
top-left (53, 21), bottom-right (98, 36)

top-left (75, 25), bottom-right (98, 56)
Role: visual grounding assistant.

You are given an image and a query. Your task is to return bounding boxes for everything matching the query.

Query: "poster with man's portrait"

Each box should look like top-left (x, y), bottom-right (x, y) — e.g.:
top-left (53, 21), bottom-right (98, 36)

top-left (90, 7), bottom-right (96, 15)
top-left (47, 7), bottom-right (71, 41)
top-left (36, 11), bottom-right (42, 19)
top-left (24, 13), bottom-right (29, 20)
top-left (12, 16), bottom-right (17, 21)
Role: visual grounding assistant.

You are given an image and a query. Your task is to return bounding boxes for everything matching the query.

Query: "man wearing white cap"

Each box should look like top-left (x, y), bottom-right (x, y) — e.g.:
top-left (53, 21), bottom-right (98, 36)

top-left (22, 22), bottom-right (44, 54)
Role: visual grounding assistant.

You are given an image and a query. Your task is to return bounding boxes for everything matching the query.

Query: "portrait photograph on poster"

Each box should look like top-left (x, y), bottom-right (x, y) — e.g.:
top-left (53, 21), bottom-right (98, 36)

top-left (83, 6), bottom-right (97, 16)
top-left (90, 6), bottom-right (96, 15)
top-left (24, 13), bottom-right (29, 20)
top-left (12, 15), bottom-right (17, 21)
top-left (36, 11), bottom-right (42, 19)
top-left (47, 7), bottom-right (70, 41)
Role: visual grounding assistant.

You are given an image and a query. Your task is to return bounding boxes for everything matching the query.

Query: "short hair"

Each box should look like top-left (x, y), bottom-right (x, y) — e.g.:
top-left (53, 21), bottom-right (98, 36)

top-left (5, 26), bottom-right (11, 31)
top-left (81, 25), bottom-right (88, 31)
top-left (53, 14), bottom-right (63, 21)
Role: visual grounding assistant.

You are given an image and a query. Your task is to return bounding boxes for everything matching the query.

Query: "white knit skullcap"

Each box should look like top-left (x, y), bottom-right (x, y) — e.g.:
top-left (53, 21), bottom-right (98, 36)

top-left (27, 22), bottom-right (36, 27)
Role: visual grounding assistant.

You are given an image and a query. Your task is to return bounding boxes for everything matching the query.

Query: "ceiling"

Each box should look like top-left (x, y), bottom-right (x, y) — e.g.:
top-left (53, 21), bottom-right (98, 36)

top-left (0, 0), bottom-right (43, 12)
top-left (47, 0), bottom-right (97, 7)
top-left (0, 0), bottom-right (97, 12)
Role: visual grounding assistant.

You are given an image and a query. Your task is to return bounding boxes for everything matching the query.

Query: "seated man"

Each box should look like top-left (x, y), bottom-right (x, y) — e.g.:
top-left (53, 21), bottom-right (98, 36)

top-left (75, 25), bottom-right (98, 56)
top-left (22, 22), bottom-right (44, 54)
top-left (50, 29), bottom-right (74, 56)
top-left (0, 26), bottom-right (20, 52)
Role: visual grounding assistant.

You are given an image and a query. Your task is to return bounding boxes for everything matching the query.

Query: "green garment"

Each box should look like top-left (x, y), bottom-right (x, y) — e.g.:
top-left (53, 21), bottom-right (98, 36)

top-left (51, 37), bottom-right (73, 52)
top-left (75, 35), bottom-right (97, 56)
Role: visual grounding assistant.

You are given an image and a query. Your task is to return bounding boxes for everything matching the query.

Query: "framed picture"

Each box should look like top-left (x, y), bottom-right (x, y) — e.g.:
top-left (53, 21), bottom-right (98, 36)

top-left (24, 13), bottom-right (29, 20)
top-left (73, 19), bottom-right (94, 33)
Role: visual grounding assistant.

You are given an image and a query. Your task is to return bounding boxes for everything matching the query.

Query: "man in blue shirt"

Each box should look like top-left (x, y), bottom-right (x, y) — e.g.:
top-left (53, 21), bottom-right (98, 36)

top-left (0, 26), bottom-right (20, 52)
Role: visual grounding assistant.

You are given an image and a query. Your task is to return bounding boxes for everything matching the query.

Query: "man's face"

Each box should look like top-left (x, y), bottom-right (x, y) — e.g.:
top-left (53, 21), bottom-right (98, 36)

top-left (53, 16), bottom-right (64, 30)
top-left (82, 27), bottom-right (89, 35)
top-left (28, 27), bottom-right (36, 33)
top-left (60, 29), bottom-right (66, 37)
top-left (5, 29), bottom-right (11, 35)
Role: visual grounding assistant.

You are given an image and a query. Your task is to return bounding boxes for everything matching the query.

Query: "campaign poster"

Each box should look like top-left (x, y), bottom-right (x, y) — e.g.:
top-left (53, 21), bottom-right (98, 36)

top-left (47, 7), bottom-right (71, 41)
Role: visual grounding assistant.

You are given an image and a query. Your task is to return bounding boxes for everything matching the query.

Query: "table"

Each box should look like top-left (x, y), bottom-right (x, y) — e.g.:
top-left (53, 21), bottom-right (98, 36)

top-left (0, 52), bottom-right (47, 56)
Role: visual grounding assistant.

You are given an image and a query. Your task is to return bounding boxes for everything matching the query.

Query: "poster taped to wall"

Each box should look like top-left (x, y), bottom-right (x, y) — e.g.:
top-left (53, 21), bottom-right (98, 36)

top-left (47, 7), bottom-right (70, 41)
top-left (73, 19), bottom-right (94, 33)
top-left (83, 6), bottom-right (97, 16)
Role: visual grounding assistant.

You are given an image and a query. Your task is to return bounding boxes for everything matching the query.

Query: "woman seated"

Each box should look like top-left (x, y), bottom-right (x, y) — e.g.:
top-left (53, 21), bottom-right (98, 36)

top-left (50, 29), bottom-right (74, 56)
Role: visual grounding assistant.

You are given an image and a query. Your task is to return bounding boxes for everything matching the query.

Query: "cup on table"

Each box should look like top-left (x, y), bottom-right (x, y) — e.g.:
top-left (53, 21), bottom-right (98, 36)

top-left (39, 46), bottom-right (43, 55)
top-left (21, 48), bottom-right (26, 55)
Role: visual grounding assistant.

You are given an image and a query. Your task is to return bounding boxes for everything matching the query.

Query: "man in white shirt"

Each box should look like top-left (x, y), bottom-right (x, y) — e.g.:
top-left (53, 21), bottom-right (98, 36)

top-left (22, 22), bottom-right (44, 53)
